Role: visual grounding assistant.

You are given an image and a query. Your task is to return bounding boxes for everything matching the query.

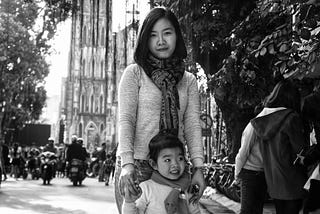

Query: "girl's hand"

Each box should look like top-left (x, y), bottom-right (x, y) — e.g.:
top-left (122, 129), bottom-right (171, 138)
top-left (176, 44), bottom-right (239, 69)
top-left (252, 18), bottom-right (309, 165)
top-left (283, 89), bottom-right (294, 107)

top-left (119, 163), bottom-right (140, 197)
top-left (189, 168), bottom-right (206, 205)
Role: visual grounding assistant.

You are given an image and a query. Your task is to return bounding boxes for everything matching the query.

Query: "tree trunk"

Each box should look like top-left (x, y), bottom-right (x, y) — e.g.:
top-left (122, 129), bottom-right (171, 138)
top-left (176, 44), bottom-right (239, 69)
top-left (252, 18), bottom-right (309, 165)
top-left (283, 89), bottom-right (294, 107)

top-left (215, 98), bottom-right (254, 162)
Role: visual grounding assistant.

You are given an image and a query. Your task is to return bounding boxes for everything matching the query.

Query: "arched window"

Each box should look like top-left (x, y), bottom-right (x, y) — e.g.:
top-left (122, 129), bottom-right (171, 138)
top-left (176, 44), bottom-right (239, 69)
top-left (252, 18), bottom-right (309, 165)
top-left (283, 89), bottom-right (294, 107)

top-left (100, 61), bottom-right (104, 78)
top-left (92, 59), bottom-right (95, 78)
top-left (90, 95), bottom-right (94, 113)
top-left (101, 28), bottom-right (105, 46)
top-left (100, 95), bottom-right (103, 114)
top-left (79, 123), bottom-right (83, 137)
top-left (83, 26), bottom-right (87, 45)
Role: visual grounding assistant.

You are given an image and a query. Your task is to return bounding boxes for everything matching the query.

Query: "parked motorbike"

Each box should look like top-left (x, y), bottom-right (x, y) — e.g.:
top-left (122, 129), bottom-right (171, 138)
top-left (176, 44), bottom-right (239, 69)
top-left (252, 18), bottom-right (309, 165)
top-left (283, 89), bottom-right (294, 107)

top-left (68, 159), bottom-right (86, 186)
top-left (39, 151), bottom-right (57, 185)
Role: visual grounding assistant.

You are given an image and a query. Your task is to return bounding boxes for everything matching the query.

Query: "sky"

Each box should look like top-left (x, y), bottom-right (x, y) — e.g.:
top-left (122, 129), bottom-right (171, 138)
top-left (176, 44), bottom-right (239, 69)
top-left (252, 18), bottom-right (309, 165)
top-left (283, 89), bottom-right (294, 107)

top-left (43, 1), bottom-right (150, 124)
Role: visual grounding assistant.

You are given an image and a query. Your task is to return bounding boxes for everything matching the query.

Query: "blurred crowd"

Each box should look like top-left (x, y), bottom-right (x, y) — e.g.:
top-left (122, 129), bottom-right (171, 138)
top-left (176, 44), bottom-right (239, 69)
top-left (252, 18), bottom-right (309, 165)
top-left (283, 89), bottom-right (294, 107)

top-left (0, 136), bottom-right (116, 186)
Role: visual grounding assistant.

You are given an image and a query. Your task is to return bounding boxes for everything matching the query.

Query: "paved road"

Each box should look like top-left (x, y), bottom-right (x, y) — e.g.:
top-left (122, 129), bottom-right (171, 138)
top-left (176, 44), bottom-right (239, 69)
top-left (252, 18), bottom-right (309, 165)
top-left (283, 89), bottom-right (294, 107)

top-left (0, 176), bottom-right (250, 214)
top-left (0, 176), bottom-right (118, 214)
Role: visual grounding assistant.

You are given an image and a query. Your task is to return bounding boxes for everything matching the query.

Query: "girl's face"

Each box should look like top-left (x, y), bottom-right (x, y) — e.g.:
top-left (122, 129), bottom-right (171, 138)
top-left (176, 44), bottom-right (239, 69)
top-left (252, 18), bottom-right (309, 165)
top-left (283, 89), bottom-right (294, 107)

top-left (148, 18), bottom-right (177, 59)
top-left (153, 147), bottom-right (185, 180)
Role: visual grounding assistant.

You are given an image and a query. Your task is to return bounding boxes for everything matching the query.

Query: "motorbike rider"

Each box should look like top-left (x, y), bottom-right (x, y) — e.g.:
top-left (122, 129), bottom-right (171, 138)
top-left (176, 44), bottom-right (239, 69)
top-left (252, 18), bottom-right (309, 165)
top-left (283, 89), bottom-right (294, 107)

top-left (76, 138), bottom-right (89, 173)
top-left (43, 137), bottom-right (58, 177)
top-left (65, 135), bottom-right (87, 175)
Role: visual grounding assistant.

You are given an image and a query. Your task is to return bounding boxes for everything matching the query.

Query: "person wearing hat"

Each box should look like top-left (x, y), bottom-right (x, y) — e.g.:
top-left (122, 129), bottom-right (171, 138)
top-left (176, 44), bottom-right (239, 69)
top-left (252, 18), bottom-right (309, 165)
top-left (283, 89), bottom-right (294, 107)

top-left (43, 137), bottom-right (58, 154)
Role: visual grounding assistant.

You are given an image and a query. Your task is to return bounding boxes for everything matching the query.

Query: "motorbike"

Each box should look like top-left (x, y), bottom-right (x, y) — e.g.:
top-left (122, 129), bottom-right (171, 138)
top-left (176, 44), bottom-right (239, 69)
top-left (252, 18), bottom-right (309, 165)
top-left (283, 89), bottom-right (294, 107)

top-left (68, 159), bottom-right (86, 186)
top-left (39, 151), bottom-right (57, 185)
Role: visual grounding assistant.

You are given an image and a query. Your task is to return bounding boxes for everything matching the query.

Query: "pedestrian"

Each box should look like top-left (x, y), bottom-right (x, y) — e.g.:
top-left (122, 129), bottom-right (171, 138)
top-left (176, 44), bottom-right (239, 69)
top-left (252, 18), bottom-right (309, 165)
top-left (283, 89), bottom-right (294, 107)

top-left (1, 139), bottom-right (9, 181)
top-left (296, 80), bottom-right (320, 214)
top-left (122, 132), bottom-right (201, 214)
top-left (98, 142), bottom-right (107, 182)
top-left (103, 153), bottom-right (114, 186)
top-left (115, 7), bottom-right (205, 213)
top-left (250, 79), bottom-right (308, 214)
top-left (10, 142), bottom-right (21, 179)
top-left (235, 104), bottom-right (268, 214)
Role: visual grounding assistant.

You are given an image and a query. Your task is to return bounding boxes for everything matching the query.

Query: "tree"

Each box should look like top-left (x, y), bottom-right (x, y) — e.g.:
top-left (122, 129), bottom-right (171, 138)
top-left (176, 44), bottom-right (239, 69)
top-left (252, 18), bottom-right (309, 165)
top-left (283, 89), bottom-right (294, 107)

top-left (0, 0), bottom-right (74, 142)
top-left (159, 0), bottom-right (320, 161)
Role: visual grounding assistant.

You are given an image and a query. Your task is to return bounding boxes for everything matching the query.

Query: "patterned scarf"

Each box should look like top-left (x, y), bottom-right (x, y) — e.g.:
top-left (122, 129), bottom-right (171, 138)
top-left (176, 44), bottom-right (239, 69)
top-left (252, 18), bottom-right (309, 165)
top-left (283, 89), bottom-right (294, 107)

top-left (143, 54), bottom-right (185, 136)
top-left (151, 171), bottom-right (191, 214)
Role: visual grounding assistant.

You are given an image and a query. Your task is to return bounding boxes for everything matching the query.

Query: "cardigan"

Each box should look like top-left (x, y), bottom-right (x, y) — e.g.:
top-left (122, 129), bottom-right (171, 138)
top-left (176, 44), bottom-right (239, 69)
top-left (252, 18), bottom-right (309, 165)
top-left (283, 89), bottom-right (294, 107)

top-left (117, 64), bottom-right (204, 167)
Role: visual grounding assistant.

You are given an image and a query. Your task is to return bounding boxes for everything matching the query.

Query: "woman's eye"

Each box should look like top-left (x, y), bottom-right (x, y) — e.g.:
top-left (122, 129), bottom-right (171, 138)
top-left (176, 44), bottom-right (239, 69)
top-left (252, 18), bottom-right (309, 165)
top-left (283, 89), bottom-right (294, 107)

top-left (150, 33), bottom-right (157, 37)
top-left (164, 159), bottom-right (170, 162)
top-left (164, 31), bottom-right (172, 35)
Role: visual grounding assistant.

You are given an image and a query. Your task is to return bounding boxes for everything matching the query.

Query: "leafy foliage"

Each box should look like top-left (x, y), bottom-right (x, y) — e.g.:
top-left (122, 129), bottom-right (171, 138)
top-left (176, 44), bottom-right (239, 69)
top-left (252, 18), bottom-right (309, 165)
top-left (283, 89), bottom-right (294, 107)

top-left (0, 0), bottom-right (73, 132)
top-left (157, 0), bottom-right (320, 159)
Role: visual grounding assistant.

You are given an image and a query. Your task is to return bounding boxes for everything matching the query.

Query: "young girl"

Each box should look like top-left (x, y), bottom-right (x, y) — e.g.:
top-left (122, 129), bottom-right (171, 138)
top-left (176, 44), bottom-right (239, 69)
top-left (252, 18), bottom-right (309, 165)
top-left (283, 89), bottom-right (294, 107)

top-left (115, 7), bottom-right (205, 212)
top-left (122, 132), bottom-right (201, 214)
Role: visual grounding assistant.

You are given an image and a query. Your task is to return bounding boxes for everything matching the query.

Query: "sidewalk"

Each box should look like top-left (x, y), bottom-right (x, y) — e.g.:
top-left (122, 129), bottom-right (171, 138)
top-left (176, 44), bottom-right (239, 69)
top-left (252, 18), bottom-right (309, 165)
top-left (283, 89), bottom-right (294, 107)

top-left (200, 187), bottom-right (276, 214)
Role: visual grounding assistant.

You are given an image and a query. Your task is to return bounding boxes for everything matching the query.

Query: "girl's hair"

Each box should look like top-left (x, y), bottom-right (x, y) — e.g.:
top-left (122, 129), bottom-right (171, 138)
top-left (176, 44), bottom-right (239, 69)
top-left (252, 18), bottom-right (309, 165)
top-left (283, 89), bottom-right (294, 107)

top-left (264, 79), bottom-right (301, 113)
top-left (134, 7), bottom-right (187, 66)
top-left (149, 131), bottom-right (185, 162)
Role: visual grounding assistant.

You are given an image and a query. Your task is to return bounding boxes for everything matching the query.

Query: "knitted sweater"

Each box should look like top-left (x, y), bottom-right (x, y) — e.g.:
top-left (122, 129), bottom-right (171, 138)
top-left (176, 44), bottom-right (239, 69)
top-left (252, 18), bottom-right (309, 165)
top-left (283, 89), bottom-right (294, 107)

top-left (117, 64), bottom-right (204, 167)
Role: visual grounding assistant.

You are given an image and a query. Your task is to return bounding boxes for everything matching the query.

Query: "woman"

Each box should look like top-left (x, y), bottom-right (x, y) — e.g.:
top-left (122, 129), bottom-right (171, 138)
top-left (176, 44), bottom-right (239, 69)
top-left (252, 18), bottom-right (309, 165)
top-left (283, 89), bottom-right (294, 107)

top-left (115, 7), bottom-right (205, 213)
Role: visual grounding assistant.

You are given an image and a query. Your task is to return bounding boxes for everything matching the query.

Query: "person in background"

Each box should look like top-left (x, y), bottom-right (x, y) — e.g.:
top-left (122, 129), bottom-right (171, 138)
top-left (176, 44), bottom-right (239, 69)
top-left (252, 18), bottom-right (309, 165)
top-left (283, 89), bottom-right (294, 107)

top-left (77, 138), bottom-right (89, 175)
top-left (43, 137), bottom-right (58, 177)
top-left (103, 153), bottom-right (114, 186)
top-left (296, 80), bottom-right (320, 214)
top-left (10, 142), bottom-right (21, 179)
top-left (122, 132), bottom-right (201, 214)
top-left (1, 139), bottom-right (9, 181)
top-left (65, 135), bottom-right (87, 176)
top-left (43, 138), bottom-right (58, 154)
top-left (235, 104), bottom-right (267, 214)
top-left (250, 80), bottom-right (308, 214)
top-left (98, 142), bottom-right (107, 182)
top-left (115, 7), bottom-right (205, 213)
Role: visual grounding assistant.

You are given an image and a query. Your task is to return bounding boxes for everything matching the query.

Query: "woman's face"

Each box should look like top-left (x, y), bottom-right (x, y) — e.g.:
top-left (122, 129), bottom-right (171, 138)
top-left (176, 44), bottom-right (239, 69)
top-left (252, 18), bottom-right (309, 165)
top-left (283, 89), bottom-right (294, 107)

top-left (148, 18), bottom-right (177, 59)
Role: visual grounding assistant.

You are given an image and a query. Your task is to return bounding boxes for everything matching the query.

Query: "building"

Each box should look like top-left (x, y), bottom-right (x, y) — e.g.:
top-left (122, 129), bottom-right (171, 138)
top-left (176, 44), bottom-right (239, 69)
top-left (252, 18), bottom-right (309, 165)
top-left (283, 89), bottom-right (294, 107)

top-left (62, 0), bottom-right (113, 153)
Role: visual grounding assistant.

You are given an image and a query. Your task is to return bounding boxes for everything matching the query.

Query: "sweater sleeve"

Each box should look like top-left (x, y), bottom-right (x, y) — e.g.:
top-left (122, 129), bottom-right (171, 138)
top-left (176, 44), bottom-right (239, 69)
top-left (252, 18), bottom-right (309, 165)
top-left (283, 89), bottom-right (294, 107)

top-left (183, 74), bottom-right (204, 167)
top-left (118, 64), bottom-right (140, 166)
top-left (235, 122), bottom-right (254, 179)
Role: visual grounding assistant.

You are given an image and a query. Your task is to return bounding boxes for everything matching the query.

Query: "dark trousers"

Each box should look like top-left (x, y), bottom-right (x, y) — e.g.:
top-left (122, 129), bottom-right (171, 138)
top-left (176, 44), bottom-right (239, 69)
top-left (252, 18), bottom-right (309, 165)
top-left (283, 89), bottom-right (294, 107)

top-left (239, 168), bottom-right (267, 214)
top-left (274, 199), bottom-right (303, 214)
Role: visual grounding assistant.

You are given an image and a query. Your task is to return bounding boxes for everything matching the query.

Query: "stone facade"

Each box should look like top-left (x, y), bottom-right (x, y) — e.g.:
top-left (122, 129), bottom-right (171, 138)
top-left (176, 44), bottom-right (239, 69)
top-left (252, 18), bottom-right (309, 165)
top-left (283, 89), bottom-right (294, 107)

top-left (62, 0), bottom-right (113, 153)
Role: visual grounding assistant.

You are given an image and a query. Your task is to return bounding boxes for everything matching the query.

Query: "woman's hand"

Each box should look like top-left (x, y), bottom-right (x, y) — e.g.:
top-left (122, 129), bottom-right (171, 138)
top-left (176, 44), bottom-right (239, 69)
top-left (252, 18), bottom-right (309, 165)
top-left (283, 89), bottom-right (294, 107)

top-left (119, 163), bottom-right (140, 197)
top-left (123, 182), bottom-right (142, 203)
top-left (189, 168), bottom-right (206, 205)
